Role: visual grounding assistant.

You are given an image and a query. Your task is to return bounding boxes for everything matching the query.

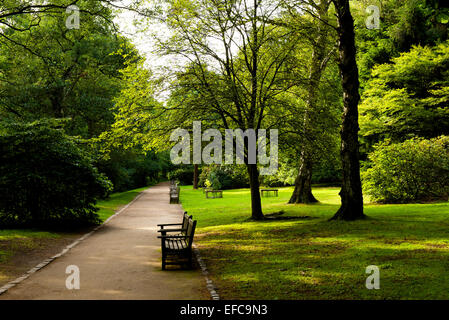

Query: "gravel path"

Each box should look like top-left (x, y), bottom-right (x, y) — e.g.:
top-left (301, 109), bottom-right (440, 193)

top-left (0, 182), bottom-right (208, 300)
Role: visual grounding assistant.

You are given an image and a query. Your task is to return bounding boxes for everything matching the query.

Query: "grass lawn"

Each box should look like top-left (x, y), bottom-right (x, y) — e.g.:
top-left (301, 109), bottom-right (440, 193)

top-left (180, 185), bottom-right (449, 299)
top-left (0, 186), bottom-right (148, 284)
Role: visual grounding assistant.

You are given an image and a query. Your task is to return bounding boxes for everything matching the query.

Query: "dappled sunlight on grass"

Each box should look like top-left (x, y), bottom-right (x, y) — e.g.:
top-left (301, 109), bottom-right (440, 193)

top-left (181, 185), bottom-right (449, 299)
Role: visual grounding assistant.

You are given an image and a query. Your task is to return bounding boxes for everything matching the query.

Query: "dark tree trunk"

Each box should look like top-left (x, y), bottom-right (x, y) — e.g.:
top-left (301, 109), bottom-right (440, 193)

top-left (193, 164), bottom-right (199, 189)
top-left (330, 0), bottom-right (365, 221)
top-left (246, 163), bottom-right (264, 220)
top-left (289, 150), bottom-right (318, 204)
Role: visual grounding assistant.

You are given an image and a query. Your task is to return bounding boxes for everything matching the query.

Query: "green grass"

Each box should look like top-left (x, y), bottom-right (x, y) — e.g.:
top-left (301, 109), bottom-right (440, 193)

top-left (180, 185), bottom-right (449, 299)
top-left (96, 186), bottom-right (148, 222)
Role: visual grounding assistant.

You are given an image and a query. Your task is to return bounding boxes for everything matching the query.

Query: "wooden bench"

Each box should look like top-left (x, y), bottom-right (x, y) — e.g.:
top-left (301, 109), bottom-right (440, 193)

top-left (170, 186), bottom-right (180, 204)
top-left (205, 190), bottom-right (223, 199)
top-left (158, 217), bottom-right (197, 270)
top-left (261, 188), bottom-right (278, 197)
top-left (202, 186), bottom-right (211, 193)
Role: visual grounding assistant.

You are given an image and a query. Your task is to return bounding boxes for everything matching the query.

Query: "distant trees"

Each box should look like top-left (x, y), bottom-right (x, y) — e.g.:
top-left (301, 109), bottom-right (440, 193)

top-left (0, 1), bottom-right (167, 227)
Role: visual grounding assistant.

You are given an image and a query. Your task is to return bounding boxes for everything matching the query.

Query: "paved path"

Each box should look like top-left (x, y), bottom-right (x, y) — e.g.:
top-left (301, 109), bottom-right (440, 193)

top-left (0, 182), bottom-right (208, 300)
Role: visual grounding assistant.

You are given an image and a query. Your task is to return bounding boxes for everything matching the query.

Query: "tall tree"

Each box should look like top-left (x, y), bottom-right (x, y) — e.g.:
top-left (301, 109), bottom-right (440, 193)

top-left (150, 0), bottom-right (300, 220)
top-left (288, 0), bottom-right (335, 204)
top-left (330, 0), bottom-right (364, 220)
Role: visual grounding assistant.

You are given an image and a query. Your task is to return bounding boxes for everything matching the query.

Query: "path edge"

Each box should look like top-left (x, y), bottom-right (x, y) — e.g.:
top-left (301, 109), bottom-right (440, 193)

top-left (0, 190), bottom-right (146, 296)
top-left (193, 244), bottom-right (220, 300)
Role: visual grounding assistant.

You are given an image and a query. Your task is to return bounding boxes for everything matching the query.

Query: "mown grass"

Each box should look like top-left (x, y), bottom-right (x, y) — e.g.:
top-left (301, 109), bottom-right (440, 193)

top-left (96, 186), bottom-right (148, 222)
top-left (180, 185), bottom-right (449, 299)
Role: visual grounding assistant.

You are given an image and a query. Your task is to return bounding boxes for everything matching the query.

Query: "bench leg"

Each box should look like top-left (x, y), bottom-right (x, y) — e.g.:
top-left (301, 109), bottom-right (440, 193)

top-left (188, 251), bottom-right (193, 269)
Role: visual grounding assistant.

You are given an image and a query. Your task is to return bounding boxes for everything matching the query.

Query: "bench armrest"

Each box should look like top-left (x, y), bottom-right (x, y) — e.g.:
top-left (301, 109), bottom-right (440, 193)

top-left (157, 228), bottom-right (185, 233)
top-left (157, 223), bottom-right (182, 227)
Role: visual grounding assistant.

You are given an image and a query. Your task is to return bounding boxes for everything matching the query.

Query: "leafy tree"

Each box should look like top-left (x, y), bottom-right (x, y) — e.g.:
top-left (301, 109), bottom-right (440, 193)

top-left (111, 0), bottom-right (302, 220)
top-left (0, 3), bottom-right (138, 138)
top-left (360, 41), bottom-right (449, 145)
top-left (281, 0), bottom-right (341, 204)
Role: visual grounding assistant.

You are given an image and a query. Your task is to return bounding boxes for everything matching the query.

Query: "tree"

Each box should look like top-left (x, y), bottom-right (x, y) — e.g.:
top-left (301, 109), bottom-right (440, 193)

top-left (140, 0), bottom-right (301, 220)
top-left (0, 120), bottom-right (112, 228)
top-left (360, 41), bottom-right (449, 144)
top-left (330, 0), bottom-right (365, 220)
top-left (285, 0), bottom-right (337, 204)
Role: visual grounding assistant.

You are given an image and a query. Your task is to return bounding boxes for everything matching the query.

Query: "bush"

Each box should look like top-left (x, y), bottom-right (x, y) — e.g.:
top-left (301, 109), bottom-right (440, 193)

top-left (0, 121), bottom-right (113, 228)
top-left (167, 166), bottom-right (194, 185)
top-left (362, 136), bottom-right (449, 203)
top-left (199, 165), bottom-right (249, 189)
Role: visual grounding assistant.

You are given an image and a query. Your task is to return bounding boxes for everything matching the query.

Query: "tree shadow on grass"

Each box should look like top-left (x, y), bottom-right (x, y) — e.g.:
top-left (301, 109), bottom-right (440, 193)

top-left (199, 235), bottom-right (449, 299)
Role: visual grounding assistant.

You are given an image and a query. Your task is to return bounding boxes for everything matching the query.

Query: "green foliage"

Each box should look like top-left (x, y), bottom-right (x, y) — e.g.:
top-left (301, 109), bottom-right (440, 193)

top-left (261, 160), bottom-right (297, 187)
top-left (362, 136), bottom-right (449, 203)
top-left (354, 0), bottom-right (449, 86)
top-left (360, 41), bottom-right (449, 143)
top-left (0, 1), bottom-right (138, 139)
top-left (199, 165), bottom-right (249, 190)
top-left (167, 166), bottom-right (194, 185)
top-left (95, 149), bottom-right (170, 192)
top-left (0, 120), bottom-right (112, 228)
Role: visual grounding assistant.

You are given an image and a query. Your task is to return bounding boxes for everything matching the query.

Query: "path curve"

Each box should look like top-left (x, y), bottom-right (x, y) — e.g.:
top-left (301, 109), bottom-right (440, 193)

top-left (0, 182), bottom-right (208, 300)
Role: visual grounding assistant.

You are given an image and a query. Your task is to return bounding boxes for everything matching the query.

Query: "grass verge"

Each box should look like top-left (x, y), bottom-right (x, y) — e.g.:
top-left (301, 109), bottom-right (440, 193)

top-left (180, 185), bottom-right (449, 299)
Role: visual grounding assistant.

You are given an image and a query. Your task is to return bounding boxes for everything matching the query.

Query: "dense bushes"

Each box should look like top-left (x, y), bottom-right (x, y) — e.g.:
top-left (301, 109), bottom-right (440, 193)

top-left (167, 166), bottom-right (195, 185)
top-left (199, 165), bottom-right (249, 189)
top-left (0, 121), bottom-right (112, 228)
top-left (97, 149), bottom-right (171, 192)
top-left (362, 136), bottom-right (449, 203)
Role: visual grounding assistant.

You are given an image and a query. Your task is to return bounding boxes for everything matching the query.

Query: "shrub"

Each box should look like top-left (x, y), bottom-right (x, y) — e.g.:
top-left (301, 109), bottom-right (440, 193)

top-left (362, 136), bottom-right (449, 203)
top-left (0, 121), bottom-right (113, 228)
top-left (199, 165), bottom-right (249, 189)
top-left (167, 166), bottom-right (194, 185)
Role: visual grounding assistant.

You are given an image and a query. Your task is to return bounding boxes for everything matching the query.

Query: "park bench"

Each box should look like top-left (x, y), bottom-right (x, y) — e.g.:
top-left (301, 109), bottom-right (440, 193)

top-left (261, 188), bottom-right (278, 197)
top-left (202, 186), bottom-right (211, 193)
top-left (169, 182), bottom-right (180, 204)
top-left (205, 190), bottom-right (223, 199)
top-left (158, 217), bottom-right (197, 270)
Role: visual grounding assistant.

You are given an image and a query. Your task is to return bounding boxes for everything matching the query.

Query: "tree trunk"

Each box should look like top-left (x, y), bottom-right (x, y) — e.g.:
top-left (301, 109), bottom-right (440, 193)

top-left (247, 163), bottom-right (264, 220)
top-left (289, 1), bottom-right (330, 204)
top-left (289, 150), bottom-right (318, 204)
top-left (330, 0), bottom-right (365, 221)
top-left (193, 164), bottom-right (199, 189)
